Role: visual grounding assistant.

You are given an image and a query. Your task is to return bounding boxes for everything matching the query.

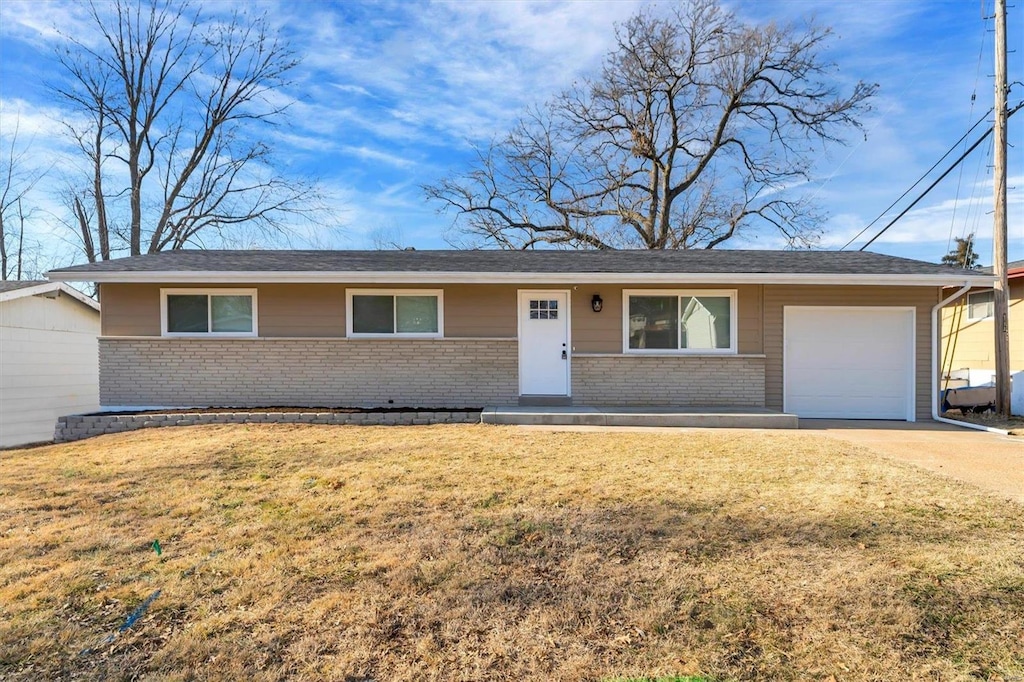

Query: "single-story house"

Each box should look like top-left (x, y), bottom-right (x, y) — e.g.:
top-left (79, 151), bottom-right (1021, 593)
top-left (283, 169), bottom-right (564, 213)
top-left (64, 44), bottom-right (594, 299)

top-left (0, 280), bottom-right (101, 447)
top-left (940, 259), bottom-right (1024, 386)
top-left (46, 250), bottom-right (993, 422)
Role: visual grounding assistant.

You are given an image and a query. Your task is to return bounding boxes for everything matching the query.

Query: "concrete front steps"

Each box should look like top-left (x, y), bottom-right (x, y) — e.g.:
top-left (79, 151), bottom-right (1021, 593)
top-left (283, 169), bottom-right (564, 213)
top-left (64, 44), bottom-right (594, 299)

top-left (481, 406), bottom-right (798, 429)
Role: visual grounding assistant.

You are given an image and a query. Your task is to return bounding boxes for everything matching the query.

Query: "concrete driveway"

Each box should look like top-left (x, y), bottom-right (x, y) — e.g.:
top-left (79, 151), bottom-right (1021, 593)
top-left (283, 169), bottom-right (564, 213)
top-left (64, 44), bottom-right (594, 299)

top-left (521, 418), bottom-right (1024, 504)
top-left (799, 419), bottom-right (1024, 504)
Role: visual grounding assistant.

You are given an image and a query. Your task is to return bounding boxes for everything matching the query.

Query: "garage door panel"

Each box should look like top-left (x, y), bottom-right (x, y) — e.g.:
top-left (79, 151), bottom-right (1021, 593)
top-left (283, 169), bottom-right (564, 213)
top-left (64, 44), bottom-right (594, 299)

top-left (785, 307), bottom-right (914, 420)
top-left (787, 367), bottom-right (907, 386)
top-left (789, 395), bottom-right (908, 419)
top-left (790, 348), bottom-right (908, 371)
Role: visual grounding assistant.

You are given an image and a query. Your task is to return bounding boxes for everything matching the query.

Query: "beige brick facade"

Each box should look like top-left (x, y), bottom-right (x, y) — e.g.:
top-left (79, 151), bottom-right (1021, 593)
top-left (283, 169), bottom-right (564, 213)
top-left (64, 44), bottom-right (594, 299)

top-left (99, 338), bottom-right (518, 408)
top-left (571, 354), bottom-right (766, 407)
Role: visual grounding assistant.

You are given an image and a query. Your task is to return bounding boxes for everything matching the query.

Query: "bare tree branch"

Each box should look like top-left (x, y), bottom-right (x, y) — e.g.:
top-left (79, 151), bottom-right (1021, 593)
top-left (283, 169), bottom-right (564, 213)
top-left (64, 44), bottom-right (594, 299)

top-left (0, 120), bottom-right (49, 279)
top-left (425, 0), bottom-right (876, 250)
top-left (53, 0), bottom-right (322, 262)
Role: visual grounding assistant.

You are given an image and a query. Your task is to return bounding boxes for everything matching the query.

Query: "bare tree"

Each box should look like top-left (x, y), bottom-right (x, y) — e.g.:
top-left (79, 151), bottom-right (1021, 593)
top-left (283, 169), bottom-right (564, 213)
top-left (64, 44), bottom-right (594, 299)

top-left (368, 222), bottom-right (410, 250)
top-left (426, 0), bottom-right (876, 250)
top-left (54, 0), bottom-right (322, 262)
top-left (0, 121), bottom-right (47, 279)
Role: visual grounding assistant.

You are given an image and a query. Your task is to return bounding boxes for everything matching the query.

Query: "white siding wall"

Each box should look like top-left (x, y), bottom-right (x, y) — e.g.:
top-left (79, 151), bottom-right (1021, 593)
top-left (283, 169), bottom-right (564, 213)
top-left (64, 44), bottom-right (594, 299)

top-left (1, 293), bottom-right (100, 447)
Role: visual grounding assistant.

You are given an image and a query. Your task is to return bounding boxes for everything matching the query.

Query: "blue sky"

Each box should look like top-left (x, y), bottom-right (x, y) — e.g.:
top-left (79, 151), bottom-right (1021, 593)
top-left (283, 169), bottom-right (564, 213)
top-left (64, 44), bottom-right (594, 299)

top-left (0, 0), bottom-right (1021, 269)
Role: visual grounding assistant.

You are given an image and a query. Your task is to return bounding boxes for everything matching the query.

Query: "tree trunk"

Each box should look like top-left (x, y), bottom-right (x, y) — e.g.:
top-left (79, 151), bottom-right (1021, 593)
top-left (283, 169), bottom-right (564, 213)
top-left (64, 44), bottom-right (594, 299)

top-left (0, 209), bottom-right (8, 280)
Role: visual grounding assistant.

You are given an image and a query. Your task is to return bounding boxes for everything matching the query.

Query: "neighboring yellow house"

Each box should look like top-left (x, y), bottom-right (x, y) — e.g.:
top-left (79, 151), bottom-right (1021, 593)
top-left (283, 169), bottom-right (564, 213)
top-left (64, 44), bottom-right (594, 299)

top-left (941, 259), bottom-right (1024, 386)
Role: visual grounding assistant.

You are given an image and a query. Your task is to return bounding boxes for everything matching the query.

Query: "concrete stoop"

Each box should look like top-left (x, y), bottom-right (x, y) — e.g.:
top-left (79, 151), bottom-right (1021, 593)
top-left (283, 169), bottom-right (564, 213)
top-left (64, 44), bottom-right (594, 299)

top-left (481, 406), bottom-right (799, 429)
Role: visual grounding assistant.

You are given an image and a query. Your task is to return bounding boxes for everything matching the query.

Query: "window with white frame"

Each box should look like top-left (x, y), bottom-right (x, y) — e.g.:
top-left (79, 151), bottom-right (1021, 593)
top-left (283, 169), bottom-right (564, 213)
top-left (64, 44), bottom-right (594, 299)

top-left (347, 289), bottom-right (443, 337)
top-left (161, 289), bottom-right (257, 336)
top-left (623, 290), bottom-right (737, 353)
top-left (967, 290), bottom-right (994, 320)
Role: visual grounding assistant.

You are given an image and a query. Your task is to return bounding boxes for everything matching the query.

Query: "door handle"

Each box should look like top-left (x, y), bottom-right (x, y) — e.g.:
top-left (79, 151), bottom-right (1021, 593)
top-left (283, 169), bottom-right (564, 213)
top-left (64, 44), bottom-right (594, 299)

top-left (561, 350), bottom-right (567, 360)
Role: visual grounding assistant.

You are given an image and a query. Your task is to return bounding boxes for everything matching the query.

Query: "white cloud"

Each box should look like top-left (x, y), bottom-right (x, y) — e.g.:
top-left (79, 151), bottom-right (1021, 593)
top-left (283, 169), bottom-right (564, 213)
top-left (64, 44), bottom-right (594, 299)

top-left (279, 0), bottom-right (646, 146)
top-left (0, 98), bottom-right (78, 143)
top-left (820, 177), bottom-right (1024, 248)
top-left (339, 145), bottom-right (417, 169)
top-left (0, 0), bottom-right (97, 48)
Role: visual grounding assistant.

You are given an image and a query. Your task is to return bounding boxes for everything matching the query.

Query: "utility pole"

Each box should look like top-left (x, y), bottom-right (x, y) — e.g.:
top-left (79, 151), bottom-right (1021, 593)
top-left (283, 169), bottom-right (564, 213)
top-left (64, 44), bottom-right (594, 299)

top-left (993, 0), bottom-right (1011, 416)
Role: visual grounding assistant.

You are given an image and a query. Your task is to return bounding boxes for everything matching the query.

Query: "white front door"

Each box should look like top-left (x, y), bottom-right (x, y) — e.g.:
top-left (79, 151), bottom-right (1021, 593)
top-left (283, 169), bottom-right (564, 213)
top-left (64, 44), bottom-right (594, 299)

top-left (518, 290), bottom-right (570, 396)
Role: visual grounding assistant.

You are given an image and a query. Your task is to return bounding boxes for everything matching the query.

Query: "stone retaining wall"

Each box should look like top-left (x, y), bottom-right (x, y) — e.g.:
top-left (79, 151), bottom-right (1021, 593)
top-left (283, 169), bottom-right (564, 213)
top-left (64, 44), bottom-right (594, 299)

top-left (55, 410), bottom-right (482, 443)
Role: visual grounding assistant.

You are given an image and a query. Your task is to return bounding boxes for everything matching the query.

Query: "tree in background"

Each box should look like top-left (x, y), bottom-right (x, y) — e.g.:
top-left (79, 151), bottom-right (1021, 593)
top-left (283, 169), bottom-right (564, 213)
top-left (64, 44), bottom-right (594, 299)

top-left (54, 0), bottom-right (322, 262)
top-left (426, 0), bottom-right (876, 250)
top-left (0, 122), bottom-right (47, 280)
top-left (941, 235), bottom-right (981, 269)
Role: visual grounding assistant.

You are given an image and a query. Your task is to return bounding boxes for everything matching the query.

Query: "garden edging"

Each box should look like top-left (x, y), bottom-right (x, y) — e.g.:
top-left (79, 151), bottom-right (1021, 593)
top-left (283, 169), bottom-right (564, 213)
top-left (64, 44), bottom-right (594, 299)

top-left (55, 410), bottom-right (483, 442)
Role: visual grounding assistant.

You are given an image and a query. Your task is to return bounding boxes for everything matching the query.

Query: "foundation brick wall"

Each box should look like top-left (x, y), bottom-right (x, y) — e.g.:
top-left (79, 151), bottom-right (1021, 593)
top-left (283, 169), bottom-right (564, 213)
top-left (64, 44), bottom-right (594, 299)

top-left (571, 354), bottom-right (766, 407)
top-left (99, 338), bottom-right (518, 408)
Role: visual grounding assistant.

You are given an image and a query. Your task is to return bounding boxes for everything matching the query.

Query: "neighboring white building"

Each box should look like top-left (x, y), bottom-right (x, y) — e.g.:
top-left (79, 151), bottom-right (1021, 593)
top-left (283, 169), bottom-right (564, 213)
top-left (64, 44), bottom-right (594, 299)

top-left (0, 281), bottom-right (100, 447)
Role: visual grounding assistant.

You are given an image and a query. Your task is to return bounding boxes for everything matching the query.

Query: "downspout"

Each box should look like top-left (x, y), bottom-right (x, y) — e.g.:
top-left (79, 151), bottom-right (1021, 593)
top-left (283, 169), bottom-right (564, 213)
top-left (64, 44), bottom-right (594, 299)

top-left (931, 282), bottom-right (1006, 433)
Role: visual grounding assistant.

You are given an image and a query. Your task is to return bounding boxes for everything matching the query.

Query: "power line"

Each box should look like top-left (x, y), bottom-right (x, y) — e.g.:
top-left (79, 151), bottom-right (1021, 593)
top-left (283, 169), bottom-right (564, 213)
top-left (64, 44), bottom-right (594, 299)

top-left (857, 100), bottom-right (1023, 251)
top-left (840, 108), bottom-right (992, 250)
top-left (946, 10), bottom-right (991, 255)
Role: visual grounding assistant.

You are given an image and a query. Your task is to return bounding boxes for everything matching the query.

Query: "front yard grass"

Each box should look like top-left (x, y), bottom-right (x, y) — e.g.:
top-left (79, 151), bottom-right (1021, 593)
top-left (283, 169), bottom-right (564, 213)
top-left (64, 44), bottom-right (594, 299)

top-left (1, 424), bottom-right (1022, 681)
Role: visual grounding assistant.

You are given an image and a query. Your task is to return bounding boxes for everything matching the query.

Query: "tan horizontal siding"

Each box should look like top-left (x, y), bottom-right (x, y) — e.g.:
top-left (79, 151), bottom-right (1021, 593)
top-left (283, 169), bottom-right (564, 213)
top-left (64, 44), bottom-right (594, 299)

top-left (99, 283), bottom-right (521, 338)
top-left (100, 283), bottom-right (161, 336)
top-left (763, 285), bottom-right (939, 420)
top-left (259, 284), bottom-right (345, 336)
top-left (445, 285), bottom-right (517, 337)
top-left (100, 282), bottom-right (763, 351)
top-left (571, 286), bottom-right (621, 352)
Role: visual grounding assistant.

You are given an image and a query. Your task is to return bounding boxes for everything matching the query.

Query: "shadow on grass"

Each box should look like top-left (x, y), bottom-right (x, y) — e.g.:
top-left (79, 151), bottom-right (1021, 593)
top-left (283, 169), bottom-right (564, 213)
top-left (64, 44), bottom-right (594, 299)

top-left (1, 427), bottom-right (1023, 681)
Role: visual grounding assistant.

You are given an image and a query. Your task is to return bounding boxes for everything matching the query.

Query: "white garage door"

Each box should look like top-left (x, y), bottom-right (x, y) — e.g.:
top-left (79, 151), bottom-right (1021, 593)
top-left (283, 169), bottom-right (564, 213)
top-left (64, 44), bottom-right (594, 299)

top-left (784, 307), bottom-right (915, 420)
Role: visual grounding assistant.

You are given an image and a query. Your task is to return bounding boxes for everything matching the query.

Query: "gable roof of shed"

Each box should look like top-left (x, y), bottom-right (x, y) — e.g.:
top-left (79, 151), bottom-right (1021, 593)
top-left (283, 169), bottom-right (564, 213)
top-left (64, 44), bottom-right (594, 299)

top-left (46, 249), bottom-right (994, 286)
top-left (0, 280), bottom-right (51, 294)
top-left (0, 280), bottom-right (100, 311)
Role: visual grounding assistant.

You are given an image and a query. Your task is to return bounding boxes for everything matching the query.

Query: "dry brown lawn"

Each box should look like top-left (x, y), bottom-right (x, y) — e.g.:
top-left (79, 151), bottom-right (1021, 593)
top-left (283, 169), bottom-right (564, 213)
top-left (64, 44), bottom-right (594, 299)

top-left (1, 424), bottom-right (1022, 681)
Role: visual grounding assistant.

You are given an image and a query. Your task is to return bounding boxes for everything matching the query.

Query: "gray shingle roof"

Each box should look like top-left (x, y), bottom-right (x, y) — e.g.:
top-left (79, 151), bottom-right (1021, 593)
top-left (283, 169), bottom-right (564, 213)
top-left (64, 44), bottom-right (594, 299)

top-left (979, 259), bottom-right (1024, 275)
top-left (48, 249), bottom-right (982, 277)
top-left (0, 280), bottom-right (50, 293)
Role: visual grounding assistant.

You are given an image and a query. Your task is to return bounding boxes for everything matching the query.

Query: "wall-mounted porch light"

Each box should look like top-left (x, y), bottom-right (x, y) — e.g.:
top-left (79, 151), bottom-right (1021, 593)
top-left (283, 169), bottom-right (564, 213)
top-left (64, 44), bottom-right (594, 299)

top-left (591, 294), bottom-right (603, 313)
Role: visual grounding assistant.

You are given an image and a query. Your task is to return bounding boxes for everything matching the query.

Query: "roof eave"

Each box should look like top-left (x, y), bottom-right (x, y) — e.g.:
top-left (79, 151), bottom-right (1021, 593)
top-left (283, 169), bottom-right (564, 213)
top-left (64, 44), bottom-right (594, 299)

top-left (46, 270), bottom-right (996, 287)
top-left (0, 281), bottom-right (100, 311)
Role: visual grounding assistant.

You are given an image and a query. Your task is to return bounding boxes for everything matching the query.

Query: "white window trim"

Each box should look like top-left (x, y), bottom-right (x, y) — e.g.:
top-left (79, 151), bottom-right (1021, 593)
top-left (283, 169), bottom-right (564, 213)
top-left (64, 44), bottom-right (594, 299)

top-left (160, 288), bottom-right (259, 337)
top-left (966, 289), bottom-right (994, 321)
top-left (622, 289), bottom-right (738, 354)
top-left (346, 288), bottom-right (444, 338)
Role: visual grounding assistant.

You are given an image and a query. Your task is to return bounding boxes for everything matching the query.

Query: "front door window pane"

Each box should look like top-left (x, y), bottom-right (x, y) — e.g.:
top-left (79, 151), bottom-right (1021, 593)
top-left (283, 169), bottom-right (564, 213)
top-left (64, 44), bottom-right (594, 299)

top-left (396, 296), bottom-right (438, 333)
top-left (352, 295), bottom-right (395, 333)
top-left (628, 296), bottom-right (678, 349)
top-left (167, 294), bottom-right (208, 333)
top-left (529, 299), bottom-right (559, 320)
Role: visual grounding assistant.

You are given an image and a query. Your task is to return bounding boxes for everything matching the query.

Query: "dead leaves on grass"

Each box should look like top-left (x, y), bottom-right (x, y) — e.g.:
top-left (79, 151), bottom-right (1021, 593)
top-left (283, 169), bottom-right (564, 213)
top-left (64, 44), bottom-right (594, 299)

top-left (0, 424), bottom-right (1022, 681)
